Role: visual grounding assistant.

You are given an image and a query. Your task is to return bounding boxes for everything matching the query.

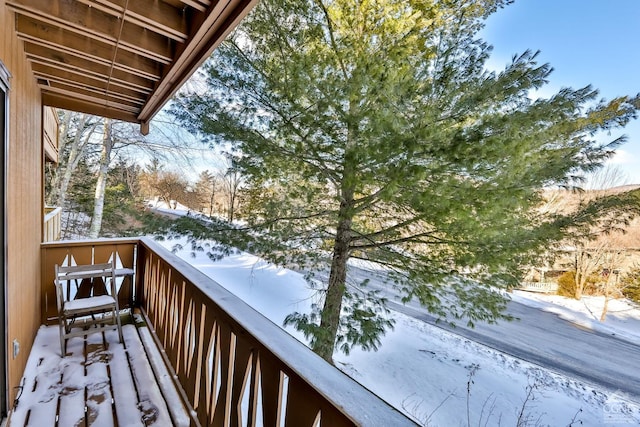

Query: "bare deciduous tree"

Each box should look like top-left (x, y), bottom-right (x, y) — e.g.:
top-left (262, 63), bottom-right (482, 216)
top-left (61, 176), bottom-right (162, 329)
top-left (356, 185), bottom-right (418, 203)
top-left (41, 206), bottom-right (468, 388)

top-left (49, 111), bottom-right (101, 208)
top-left (153, 171), bottom-right (190, 208)
top-left (554, 166), bottom-right (639, 300)
top-left (218, 157), bottom-right (244, 222)
top-left (88, 119), bottom-right (115, 238)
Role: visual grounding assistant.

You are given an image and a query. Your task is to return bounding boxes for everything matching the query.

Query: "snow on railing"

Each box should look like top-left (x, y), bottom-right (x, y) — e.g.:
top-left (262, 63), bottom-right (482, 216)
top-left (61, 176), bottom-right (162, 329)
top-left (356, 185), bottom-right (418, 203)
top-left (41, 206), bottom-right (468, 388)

top-left (519, 281), bottom-right (559, 294)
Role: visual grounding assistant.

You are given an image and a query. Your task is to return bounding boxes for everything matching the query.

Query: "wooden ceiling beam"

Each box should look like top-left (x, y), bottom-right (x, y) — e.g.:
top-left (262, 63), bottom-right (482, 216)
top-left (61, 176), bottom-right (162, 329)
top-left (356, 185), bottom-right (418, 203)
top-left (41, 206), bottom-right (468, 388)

top-left (42, 82), bottom-right (143, 113)
top-left (171, 0), bottom-right (211, 13)
top-left (7, 0), bottom-right (174, 63)
top-left (15, 15), bottom-right (162, 82)
top-left (139, 0), bottom-right (259, 122)
top-left (42, 91), bottom-right (140, 123)
top-left (75, 0), bottom-right (189, 42)
top-left (23, 42), bottom-right (156, 93)
top-left (8, 0), bottom-right (257, 127)
top-left (36, 74), bottom-right (145, 107)
top-left (31, 63), bottom-right (151, 104)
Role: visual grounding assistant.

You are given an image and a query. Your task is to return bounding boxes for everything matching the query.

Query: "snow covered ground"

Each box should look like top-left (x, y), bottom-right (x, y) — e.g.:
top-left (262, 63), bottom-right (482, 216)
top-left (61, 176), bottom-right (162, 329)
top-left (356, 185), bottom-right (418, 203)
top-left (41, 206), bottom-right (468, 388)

top-left (156, 237), bottom-right (640, 427)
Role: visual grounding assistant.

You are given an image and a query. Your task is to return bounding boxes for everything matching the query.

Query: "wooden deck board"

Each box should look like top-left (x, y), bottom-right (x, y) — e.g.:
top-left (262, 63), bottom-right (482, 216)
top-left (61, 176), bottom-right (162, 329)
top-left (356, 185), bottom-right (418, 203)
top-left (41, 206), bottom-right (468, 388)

top-left (9, 323), bottom-right (186, 426)
top-left (57, 336), bottom-right (87, 426)
top-left (123, 327), bottom-right (174, 426)
top-left (85, 332), bottom-right (114, 426)
top-left (106, 329), bottom-right (144, 427)
top-left (21, 349), bottom-right (60, 426)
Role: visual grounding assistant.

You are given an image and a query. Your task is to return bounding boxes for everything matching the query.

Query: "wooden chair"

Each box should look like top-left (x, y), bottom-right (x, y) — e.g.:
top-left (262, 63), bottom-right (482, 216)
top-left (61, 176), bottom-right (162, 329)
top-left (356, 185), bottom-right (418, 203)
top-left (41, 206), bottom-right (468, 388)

top-left (54, 259), bottom-right (124, 355)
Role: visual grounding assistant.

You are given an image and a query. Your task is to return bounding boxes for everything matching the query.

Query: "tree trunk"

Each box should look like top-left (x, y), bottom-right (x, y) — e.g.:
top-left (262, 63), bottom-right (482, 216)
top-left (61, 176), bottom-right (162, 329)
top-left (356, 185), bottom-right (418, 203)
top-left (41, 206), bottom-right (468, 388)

top-left (228, 190), bottom-right (235, 222)
top-left (58, 113), bottom-right (86, 208)
top-left (313, 92), bottom-right (359, 363)
top-left (46, 111), bottom-right (71, 206)
top-left (312, 156), bottom-right (355, 364)
top-left (574, 278), bottom-right (584, 300)
top-left (574, 250), bottom-right (588, 300)
top-left (600, 293), bottom-right (610, 322)
top-left (88, 119), bottom-right (113, 238)
top-left (208, 181), bottom-right (215, 218)
top-left (58, 115), bottom-right (98, 209)
top-left (600, 272), bottom-right (618, 322)
top-left (313, 184), bottom-right (355, 363)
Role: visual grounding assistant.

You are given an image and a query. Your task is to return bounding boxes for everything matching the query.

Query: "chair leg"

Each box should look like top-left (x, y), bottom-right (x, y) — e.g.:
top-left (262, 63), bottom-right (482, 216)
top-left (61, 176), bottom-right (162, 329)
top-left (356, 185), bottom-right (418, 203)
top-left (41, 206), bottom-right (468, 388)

top-left (58, 318), bottom-right (66, 356)
top-left (115, 308), bottom-right (124, 344)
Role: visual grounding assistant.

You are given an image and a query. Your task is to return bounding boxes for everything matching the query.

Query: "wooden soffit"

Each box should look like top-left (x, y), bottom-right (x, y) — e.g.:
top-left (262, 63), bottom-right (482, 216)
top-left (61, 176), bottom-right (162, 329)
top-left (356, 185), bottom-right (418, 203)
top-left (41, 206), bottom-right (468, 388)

top-left (7, 0), bottom-right (257, 133)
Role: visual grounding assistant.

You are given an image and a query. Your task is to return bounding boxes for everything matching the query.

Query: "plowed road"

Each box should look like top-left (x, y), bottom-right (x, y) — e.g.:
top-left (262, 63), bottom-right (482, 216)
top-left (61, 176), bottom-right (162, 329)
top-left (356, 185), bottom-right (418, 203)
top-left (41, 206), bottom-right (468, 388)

top-left (349, 266), bottom-right (640, 400)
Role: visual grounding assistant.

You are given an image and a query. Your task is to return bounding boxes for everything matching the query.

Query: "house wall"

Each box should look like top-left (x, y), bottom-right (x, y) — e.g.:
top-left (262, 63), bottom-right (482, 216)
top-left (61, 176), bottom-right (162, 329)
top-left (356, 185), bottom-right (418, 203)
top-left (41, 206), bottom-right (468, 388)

top-left (0, 0), bottom-right (44, 406)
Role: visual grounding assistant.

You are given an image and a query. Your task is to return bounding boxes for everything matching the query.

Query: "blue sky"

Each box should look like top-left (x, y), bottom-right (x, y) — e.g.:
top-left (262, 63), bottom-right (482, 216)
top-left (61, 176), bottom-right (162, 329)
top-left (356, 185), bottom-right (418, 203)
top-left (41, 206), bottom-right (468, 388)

top-left (481, 0), bottom-right (640, 184)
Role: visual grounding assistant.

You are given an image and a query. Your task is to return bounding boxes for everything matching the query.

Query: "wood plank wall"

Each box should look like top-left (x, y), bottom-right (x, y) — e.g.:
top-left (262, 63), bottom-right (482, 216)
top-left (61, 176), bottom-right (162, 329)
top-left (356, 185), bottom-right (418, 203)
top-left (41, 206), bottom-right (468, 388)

top-left (43, 106), bottom-right (58, 163)
top-left (0, 0), bottom-right (44, 406)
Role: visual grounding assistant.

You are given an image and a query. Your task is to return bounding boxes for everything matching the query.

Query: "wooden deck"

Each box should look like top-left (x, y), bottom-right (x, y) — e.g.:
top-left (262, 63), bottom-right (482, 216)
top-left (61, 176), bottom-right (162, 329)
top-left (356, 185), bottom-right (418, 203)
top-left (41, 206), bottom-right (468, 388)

top-left (8, 315), bottom-right (189, 427)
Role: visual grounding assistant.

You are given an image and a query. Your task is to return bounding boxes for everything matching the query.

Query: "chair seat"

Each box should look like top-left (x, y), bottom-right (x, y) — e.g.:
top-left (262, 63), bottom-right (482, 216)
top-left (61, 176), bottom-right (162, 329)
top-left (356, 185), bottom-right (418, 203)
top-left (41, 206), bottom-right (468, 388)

top-left (64, 295), bottom-right (116, 313)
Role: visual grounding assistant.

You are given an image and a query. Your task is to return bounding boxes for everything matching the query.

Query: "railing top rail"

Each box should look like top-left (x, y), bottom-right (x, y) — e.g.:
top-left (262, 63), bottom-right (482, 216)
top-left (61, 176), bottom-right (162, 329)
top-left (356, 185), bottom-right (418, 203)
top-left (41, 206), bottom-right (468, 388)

top-left (139, 236), bottom-right (415, 426)
top-left (43, 206), bottom-right (62, 221)
top-left (41, 237), bottom-right (140, 249)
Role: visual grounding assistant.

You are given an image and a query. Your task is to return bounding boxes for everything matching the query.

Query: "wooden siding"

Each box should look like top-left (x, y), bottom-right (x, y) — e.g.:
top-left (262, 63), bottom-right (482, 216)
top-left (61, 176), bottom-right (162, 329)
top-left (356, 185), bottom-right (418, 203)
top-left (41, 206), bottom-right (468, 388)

top-left (42, 106), bottom-right (58, 163)
top-left (1, 0), bottom-right (45, 406)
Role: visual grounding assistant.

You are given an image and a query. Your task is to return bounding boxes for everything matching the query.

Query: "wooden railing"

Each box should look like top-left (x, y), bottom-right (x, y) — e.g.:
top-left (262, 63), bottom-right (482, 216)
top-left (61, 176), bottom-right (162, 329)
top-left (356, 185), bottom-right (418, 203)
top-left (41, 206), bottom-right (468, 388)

top-left (41, 239), bottom-right (137, 323)
top-left (519, 281), bottom-right (559, 294)
top-left (41, 238), bottom-right (415, 426)
top-left (43, 206), bottom-right (62, 242)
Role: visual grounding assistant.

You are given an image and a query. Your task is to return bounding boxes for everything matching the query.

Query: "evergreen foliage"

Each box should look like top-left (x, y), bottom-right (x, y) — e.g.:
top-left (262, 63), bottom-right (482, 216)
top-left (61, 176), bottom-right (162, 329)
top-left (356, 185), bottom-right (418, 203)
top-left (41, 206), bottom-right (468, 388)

top-left (169, 0), bottom-right (640, 362)
top-left (100, 161), bottom-right (145, 236)
top-left (65, 159), bottom-right (96, 216)
top-left (193, 170), bottom-right (218, 216)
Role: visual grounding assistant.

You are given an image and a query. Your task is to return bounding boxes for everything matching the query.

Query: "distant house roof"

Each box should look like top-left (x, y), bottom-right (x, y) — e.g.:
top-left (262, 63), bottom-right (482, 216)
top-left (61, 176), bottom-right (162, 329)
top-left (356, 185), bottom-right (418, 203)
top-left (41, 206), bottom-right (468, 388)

top-left (8, 0), bottom-right (257, 134)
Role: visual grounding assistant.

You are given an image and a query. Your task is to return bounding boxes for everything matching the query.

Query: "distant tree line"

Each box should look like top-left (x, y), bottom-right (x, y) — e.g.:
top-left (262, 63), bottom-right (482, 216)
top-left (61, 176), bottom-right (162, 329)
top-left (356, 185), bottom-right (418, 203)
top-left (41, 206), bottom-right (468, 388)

top-left (45, 110), bottom-right (246, 238)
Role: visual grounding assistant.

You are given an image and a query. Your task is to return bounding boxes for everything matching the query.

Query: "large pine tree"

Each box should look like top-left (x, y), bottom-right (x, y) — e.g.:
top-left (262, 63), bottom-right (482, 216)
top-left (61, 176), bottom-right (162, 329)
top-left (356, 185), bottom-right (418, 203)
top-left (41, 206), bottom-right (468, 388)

top-left (170, 0), bottom-right (639, 363)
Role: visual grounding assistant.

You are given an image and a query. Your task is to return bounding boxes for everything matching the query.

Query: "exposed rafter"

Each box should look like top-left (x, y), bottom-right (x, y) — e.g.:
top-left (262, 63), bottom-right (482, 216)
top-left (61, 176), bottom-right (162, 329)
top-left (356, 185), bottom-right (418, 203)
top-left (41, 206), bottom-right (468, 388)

top-left (16, 15), bottom-right (163, 81)
top-left (6, 0), bottom-right (258, 134)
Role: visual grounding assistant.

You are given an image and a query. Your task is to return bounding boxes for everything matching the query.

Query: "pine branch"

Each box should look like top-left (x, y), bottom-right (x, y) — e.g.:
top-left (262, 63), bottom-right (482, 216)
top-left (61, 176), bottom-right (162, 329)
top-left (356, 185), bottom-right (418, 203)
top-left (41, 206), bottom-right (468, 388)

top-left (313, 0), bottom-right (349, 80)
top-left (350, 231), bottom-right (454, 250)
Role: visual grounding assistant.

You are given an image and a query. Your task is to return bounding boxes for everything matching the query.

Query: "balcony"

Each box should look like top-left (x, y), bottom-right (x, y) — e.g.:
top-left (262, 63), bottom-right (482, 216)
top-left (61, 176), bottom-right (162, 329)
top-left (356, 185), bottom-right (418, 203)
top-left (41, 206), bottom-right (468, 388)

top-left (12, 238), bottom-right (414, 426)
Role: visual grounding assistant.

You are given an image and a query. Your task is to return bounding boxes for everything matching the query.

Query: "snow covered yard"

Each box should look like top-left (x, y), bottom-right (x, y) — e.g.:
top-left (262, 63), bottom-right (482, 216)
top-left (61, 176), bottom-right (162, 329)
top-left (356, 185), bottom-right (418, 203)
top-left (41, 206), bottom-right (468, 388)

top-left (158, 238), bottom-right (640, 426)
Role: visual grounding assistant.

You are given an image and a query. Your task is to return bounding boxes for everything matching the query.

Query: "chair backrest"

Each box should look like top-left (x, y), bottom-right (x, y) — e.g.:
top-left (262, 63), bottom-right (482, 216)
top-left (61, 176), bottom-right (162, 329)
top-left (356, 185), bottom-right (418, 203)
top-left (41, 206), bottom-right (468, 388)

top-left (55, 259), bottom-right (117, 305)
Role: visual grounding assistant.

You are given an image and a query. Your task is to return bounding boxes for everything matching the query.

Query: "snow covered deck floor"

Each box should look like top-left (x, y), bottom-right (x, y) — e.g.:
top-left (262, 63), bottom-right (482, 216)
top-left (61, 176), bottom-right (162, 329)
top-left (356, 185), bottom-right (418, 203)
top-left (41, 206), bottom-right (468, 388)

top-left (9, 318), bottom-right (188, 426)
